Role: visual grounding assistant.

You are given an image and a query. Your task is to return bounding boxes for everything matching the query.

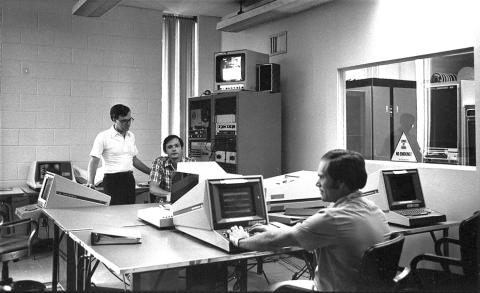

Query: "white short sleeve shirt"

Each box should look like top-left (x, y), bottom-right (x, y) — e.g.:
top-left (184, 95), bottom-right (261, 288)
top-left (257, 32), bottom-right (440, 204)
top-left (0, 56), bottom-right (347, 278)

top-left (291, 194), bottom-right (390, 291)
top-left (90, 126), bottom-right (139, 174)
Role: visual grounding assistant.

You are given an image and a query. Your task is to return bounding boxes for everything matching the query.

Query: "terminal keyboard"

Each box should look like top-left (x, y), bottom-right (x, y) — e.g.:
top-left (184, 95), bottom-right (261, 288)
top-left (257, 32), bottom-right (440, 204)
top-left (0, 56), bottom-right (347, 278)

top-left (395, 208), bottom-right (430, 216)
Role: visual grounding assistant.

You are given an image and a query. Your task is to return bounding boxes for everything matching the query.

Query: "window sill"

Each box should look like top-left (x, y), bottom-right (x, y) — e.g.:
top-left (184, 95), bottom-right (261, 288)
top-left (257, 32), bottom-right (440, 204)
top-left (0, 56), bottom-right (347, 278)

top-left (365, 160), bottom-right (476, 172)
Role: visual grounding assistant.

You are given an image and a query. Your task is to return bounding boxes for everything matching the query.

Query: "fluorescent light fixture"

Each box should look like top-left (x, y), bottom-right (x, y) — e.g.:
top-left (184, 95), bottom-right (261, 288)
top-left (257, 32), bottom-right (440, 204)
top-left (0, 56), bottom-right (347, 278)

top-left (72, 0), bottom-right (122, 17)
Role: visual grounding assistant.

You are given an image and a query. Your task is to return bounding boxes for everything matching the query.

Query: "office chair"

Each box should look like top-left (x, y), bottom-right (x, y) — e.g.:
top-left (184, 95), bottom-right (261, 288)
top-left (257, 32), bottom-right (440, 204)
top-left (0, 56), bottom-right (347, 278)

top-left (0, 214), bottom-right (46, 292)
top-left (267, 232), bottom-right (405, 292)
top-left (357, 232), bottom-right (405, 291)
top-left (400, 210), bottom-right (479, 292)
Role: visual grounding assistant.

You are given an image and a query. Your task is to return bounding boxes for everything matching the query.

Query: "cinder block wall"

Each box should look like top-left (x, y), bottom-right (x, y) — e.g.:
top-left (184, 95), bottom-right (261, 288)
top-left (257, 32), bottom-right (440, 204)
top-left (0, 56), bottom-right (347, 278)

top-left (0, 0), bottom-right (163, 186)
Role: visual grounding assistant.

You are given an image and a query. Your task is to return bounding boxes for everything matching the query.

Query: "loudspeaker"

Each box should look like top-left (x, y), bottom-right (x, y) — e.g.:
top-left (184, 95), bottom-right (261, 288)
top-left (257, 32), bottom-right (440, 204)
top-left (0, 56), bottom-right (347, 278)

top-left (257, 63), bottom-right (280, 93)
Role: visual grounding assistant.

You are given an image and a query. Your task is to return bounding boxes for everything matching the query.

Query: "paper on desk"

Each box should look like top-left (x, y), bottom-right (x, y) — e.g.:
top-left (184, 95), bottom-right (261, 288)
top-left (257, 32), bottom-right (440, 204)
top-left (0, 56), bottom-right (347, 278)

top-left (91, 227), bottom-right (142, 245)
top-left (92, 227), bottom-right (141, 239)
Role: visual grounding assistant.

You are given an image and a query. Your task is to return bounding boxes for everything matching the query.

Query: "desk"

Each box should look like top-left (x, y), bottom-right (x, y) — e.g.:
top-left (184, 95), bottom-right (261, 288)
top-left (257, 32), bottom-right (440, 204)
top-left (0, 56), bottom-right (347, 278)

top-left (43, 204), bottom-right (302, 291)
top-left (389, 221), bottom-right (459, 256)
top-left (42, 203), bottom-right (155, 291)
top-left (0, 187), bottom-right (33, 225)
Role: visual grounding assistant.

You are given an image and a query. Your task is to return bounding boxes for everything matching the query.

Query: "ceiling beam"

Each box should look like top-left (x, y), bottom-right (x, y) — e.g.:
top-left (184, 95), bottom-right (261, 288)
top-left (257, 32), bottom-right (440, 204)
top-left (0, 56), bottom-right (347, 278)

top-left (72, 0), bottom-right (123, 17)
top-left (217, 0), bottom-right (331, 32)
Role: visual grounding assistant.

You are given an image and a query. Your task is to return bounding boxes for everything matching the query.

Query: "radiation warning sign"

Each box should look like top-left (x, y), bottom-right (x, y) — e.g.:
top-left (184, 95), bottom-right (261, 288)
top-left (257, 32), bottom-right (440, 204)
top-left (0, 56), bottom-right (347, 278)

top-left (391, 132), bottom-right (418, 162)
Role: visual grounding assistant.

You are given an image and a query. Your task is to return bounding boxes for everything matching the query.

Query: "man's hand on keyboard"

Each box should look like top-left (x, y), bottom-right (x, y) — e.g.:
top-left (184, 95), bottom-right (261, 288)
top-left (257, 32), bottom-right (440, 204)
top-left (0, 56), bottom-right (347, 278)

top-left (249, 223), bottom-right (279, 234)
top-left (228, 226), bottom-right (250, 247)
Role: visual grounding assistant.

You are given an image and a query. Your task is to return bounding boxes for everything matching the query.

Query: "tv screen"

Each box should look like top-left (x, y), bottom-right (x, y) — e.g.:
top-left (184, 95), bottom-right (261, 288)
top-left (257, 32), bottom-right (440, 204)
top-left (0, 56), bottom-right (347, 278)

top-left (219, 185), bottom-right (256, 218)
top-left (208, 176), bottom-right (267, 230)
top-left (216, 53), bottom-right (245, 82)
top-left (382, 169), bottom-right (424, 208)
top-left (37, 161), bottom-right (72, 182)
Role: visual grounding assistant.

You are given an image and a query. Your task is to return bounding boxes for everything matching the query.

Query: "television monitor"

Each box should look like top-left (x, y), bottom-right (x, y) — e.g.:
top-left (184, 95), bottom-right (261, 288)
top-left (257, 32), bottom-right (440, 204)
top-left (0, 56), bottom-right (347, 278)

top-left (217, 53), bottom-right (244, 82)
top-left (37, 172), bottom-right (110, 209)
top-left (382, 169), bottom-right (425, 210)
top-left (208, 177), bottom-right (268, 230)
top-left (171, 162), bottom-right (268, 252)
top-left (362, 168), bottom-right (426, 211)
top-left (214, 49), bottom-right (268, 92)
top-left (361, 168), bottom-right (446, 226)
top-left (27, 161), bottom-right (75, 190)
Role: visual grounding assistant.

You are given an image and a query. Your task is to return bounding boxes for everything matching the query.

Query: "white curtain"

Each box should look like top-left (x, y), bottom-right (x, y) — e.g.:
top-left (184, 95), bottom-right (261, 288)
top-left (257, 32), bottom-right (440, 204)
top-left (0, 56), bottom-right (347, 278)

top-left (162, 15), bottom-right (196, 145)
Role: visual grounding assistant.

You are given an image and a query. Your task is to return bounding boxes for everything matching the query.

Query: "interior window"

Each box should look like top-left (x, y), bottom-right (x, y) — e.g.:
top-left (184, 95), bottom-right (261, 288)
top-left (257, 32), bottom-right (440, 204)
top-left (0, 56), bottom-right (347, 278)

top-left (344, 48), bottom-right (475, 166)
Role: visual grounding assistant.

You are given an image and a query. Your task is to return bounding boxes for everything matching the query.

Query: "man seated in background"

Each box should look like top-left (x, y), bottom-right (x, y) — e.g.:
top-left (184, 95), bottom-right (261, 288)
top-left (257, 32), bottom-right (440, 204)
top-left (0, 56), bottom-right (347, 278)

top-left (149, 135), bottom-right (194, 203)
top-left (228, 149), bottom-right (390, 291)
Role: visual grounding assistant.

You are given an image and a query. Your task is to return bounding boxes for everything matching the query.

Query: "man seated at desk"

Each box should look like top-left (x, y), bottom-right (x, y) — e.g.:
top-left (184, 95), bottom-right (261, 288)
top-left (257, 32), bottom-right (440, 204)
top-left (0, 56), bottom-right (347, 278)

top-left (149, 135), bottom-right (194, 203)
top-left (228, 149), bottom-right (391, 291)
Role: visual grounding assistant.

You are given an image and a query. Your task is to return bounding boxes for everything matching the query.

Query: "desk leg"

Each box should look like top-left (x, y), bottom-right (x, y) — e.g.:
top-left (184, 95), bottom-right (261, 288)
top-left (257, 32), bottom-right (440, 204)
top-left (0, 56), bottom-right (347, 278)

top-left (52, 225), bottom-right (59, 293)
top-left (77, 244), bottom-right (86, 291)
top-left (236, 260), bottom-right (248, 292)
top-left (65, 236), bottom-right (77, 290)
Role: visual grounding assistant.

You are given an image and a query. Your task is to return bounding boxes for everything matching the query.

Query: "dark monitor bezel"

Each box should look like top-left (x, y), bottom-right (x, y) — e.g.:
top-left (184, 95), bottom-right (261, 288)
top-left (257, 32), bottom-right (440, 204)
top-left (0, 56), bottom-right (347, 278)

top-left (215, 53), bottom-right (246, 83)
top-left (382, 169), bottom-right (425, 210)
top-left (208, 176), bottom-right (267, 230)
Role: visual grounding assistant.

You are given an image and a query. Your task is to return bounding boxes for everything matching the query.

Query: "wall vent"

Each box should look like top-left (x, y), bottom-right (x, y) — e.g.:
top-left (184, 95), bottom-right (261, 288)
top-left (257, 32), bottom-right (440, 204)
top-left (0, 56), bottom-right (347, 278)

top-left (270, 31), bottom-right (287, 56)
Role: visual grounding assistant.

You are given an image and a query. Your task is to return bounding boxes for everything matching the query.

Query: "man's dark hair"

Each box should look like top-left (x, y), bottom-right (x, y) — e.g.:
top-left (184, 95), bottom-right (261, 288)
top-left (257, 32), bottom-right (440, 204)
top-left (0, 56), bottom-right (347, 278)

top-left (163, 135), bottom-right (184, 152)
top-left (321, 149), bottom-right (367, 190)
top-left (110, 104), bottom-right (131, 121)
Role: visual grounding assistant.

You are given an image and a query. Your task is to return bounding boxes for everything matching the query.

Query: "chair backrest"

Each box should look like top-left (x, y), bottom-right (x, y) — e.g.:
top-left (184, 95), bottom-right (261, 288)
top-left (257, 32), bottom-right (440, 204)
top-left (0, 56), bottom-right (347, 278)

top-left (357, 232), bottom-right (405, 291)
top-left (459, 210), bottom-right (479, 279)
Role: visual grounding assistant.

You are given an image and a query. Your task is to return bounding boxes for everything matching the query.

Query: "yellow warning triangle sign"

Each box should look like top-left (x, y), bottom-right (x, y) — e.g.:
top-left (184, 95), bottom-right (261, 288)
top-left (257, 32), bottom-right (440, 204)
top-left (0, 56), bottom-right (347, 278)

top-left (391, 132), bottom-right (418, 162)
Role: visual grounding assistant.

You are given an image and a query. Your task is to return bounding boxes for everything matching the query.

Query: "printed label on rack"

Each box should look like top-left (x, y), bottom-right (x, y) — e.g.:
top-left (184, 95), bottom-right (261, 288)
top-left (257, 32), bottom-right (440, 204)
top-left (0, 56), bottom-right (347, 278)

top-left (216, 122), bottom-right (237, 134)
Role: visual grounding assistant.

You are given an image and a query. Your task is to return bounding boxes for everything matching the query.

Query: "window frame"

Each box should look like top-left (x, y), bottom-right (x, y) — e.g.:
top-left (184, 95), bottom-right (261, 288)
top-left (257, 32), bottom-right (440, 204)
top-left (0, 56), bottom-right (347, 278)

top-left (338, 47), bottom-right (475, 169)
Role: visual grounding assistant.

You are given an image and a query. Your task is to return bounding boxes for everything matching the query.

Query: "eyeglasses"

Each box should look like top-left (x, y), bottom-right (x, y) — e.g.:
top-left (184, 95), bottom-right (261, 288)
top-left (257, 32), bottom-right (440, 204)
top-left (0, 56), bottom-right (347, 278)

top-left (118, 117), bottom-right (134, 124)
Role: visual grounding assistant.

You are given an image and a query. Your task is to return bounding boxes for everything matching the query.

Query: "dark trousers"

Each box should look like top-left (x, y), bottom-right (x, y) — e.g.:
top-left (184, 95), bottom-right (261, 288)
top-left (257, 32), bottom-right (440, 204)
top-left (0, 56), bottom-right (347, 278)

top-left (103, 171), bottom-right (135, 205)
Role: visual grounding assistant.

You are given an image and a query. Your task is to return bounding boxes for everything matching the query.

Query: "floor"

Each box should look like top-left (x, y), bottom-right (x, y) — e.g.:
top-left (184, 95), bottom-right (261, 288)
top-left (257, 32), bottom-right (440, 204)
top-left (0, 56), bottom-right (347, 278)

top-left (6, 240), bottom-right (311, 291)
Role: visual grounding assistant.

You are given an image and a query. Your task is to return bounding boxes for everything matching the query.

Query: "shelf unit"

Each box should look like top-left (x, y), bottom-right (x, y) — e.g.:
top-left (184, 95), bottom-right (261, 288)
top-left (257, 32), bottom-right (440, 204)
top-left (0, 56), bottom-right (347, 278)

top-left (188, 91), bottom-right (281, 178)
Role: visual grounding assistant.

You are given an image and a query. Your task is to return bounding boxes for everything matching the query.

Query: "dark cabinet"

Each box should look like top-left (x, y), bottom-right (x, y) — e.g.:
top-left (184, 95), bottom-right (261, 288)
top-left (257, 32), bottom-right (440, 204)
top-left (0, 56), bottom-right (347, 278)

top-left (188, 91), bottom-right (282, 178)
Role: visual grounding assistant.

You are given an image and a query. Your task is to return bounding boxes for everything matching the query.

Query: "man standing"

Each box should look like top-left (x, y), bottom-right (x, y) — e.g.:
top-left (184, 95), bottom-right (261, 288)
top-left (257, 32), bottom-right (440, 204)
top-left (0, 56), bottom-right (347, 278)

top-left (228, 149), bottom-right (390, 291)
top-left (87, 104), bottom-right (151, 205)
top-left (149, 134), bottom-right (194, 203)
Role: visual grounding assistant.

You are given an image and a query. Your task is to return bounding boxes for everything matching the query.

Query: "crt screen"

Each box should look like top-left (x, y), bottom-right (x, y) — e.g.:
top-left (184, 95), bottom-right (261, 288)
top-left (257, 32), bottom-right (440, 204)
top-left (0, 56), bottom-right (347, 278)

top-left (219, 185), bottom-right (255, 218)
top-left (40, 176), bottom-right (53, 201)
top-left (388, 173), bottom-right (417, 202)
top-left (220, 56), bottom-right (242, 82)
top-left (38, 163), bottom-right (61, 181)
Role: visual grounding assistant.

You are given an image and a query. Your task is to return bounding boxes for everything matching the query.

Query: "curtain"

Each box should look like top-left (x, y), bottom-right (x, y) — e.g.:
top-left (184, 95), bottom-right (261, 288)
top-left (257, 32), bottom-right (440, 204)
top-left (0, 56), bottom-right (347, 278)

top-left (162, 15), bottom-right (196, 146)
